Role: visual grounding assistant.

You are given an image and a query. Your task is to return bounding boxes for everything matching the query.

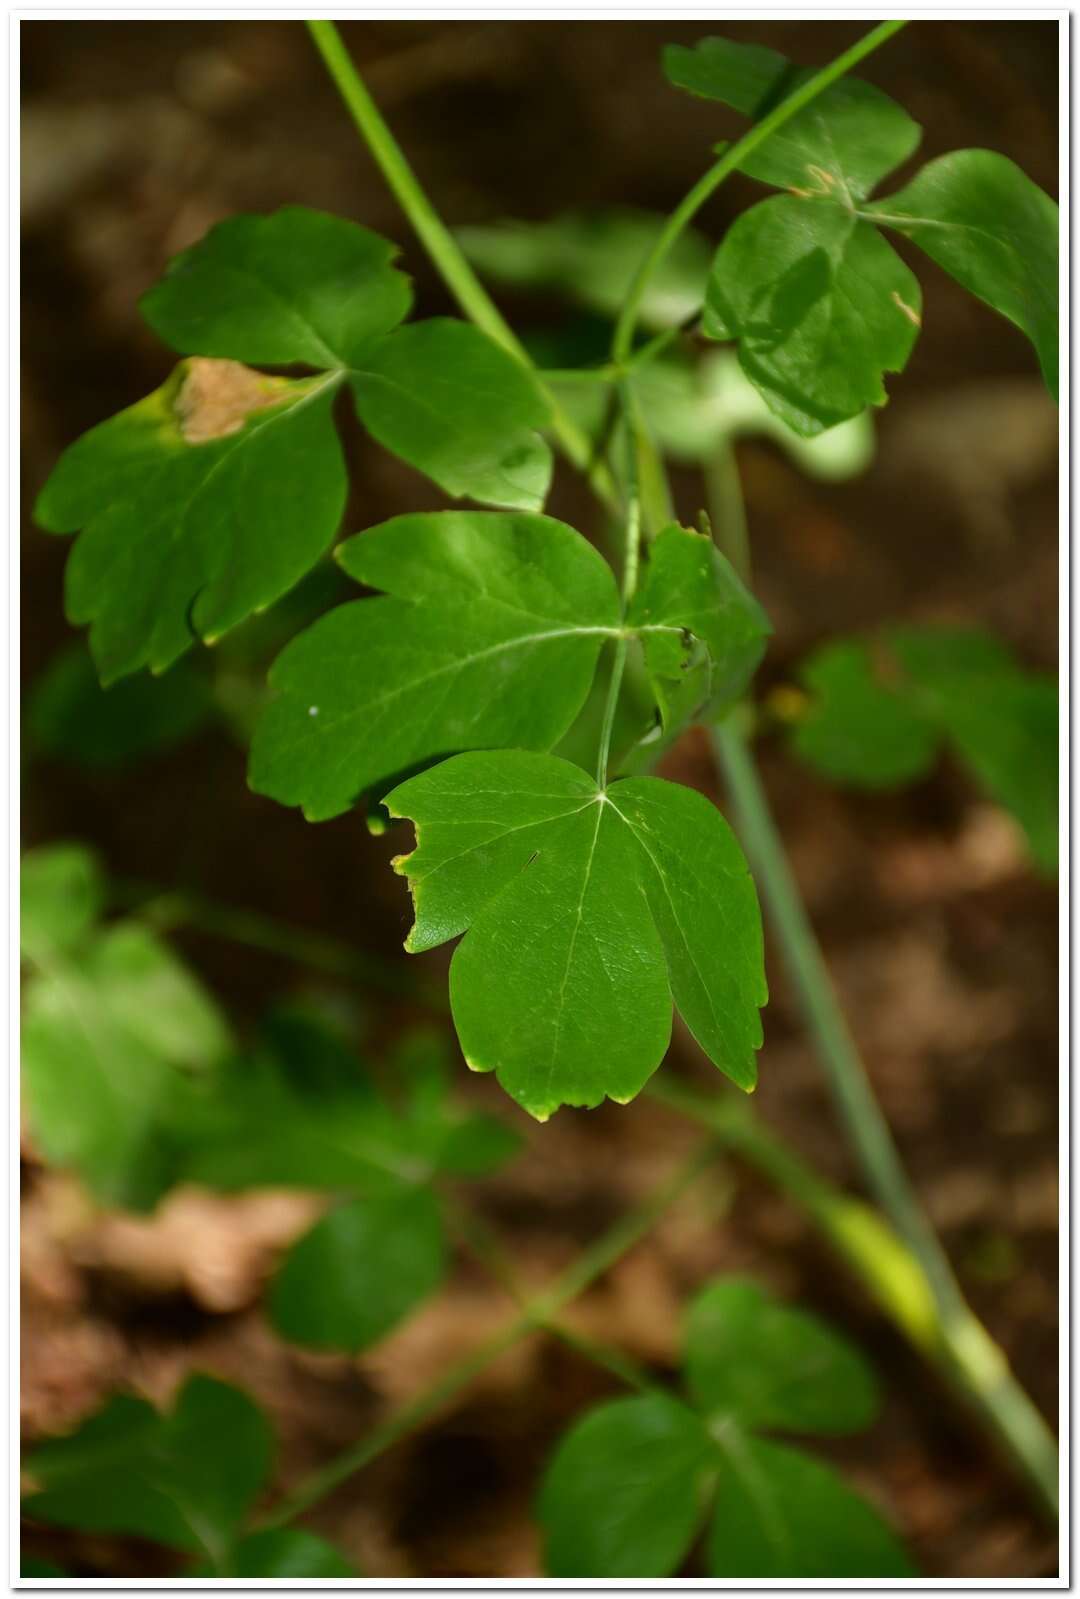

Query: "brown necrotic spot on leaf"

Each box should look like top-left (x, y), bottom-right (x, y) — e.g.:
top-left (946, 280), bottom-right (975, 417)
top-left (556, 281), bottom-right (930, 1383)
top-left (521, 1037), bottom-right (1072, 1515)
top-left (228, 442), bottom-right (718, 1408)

top-left (174, 357), bottom-right (292, 444)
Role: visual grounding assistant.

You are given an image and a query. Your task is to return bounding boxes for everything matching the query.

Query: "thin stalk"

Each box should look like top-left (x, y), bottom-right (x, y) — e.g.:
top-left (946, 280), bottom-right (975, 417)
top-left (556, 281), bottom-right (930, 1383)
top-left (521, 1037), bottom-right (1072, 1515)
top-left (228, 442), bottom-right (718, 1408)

top-left (306, 19), bottom-right (618, 511)
top-left (596, 383), bottom-right (643, 786)
top-left (712, 720), bottom-right (967, 1326)
top-left (124, 883), bottom-right (446, 1012)
top-left (705, 442), bottom-right (751, 584)
top-left (259, 1143), bottom-right (713, 1526)
top-left (610, 19), bottom-right (908, 364)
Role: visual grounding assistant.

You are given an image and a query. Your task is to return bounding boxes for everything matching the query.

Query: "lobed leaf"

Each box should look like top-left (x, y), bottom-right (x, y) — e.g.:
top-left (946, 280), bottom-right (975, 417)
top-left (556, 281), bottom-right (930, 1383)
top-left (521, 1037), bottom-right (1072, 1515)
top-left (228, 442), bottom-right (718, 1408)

top-left (791, 626), bottom-right (1058, 871)
top-left (538, 1395), bottom-right (715, 1578)
top-left (29, 643), bottom-right (214, 768)
top-left (662, 38), bottom-right (920, 201)
top-left (707, 1433), bottom-right (914, 1578)
top-left (22, 919), bottom-right (231, 1211)
top-left (140, 206), bottom-right (413, 369)
top-left (628, 522), bottom-right (770, 728)
top-left (35, 361), bottom-right (347, 683)
top-left (684, 1279), bottom-right (879, 1435)
top-left (248, 510), bottom-right (621, 821)
top-left (269, 1187), bottom-right (447, 1353)
top-left (867, 150), bottom-right (1059, 398)
top-left (387, 750), bottom-right (766, 1119)
top-left (704, 197), bottom-right (921, 436)
top-left (22, 1376), bottom-right (273, 1560)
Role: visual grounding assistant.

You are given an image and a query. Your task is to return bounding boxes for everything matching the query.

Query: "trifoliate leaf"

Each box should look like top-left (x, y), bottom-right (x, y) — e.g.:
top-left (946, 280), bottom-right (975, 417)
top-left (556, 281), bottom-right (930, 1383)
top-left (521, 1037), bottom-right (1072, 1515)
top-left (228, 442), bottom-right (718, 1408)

top-left (23, 1376), bottom-right (273, 1561)
top-left (37, 209), bottom-right (558, 685)
top-left (22, 917), bottom-right (231, 1210)
top-left (684, 1279), bottom-right (879, 1435)
top-left (386, 750), bottom-right (766, 1119)
top-left (867, 150), bottom-right (1059, 398)
top-left (140, 205), bottom-right (413, 369)
top-left (662, 38), bottom-right (920, 200)
top-left (350, 318), bottom-right (553, 509)
top-left (21, 843), bottom-right (105, 964)
top-left (456, 208), bottom-right (712, 330)
top-left (35, 359), bottom-right (347, 683)
top-left (248, 510), bottom-right (621, 821)
top-left (537, 1395), bottom-right (715, 1578)
top-left (269, 1187), bottom-right (446, 1353)
top-left (790, 627), bottom-right (1058, 871)
top-left (29, 643), bottom-right (214, 767)
top-left (704, 197), bottom-right (921, 436)
top-left (707, 1433), bottom-right (913, 1577)
top-left (627, 523), bottom-right (770, 727)
top-left (791, 638), bottom-right (938, 787)
top-left (539, 1275), bottom-right (911, 1578)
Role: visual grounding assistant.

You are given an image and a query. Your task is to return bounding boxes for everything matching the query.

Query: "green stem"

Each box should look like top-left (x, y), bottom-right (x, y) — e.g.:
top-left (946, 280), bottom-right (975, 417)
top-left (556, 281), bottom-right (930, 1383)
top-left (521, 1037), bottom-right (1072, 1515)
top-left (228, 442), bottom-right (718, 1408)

top-left (705, 442), bottom-right (752, 584)
top-left (260, 1143), bottom-right (712, 1526)
top-left (306, 19), bottom-right (618, 511)
top-left (124, 883), bottom-right (446, 1012)
top-left (611, 19), bottom-right (907, 364)
top-left (596, 383), bottom-right (643, 786)
top-left (711, 721), bottom-right (967, 1325)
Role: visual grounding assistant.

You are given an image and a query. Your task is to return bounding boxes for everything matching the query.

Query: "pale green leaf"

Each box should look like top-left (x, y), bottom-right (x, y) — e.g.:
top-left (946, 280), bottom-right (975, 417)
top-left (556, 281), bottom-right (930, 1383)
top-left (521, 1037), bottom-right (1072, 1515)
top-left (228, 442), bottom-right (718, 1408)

top-left (704, 197), bottom-right (921, 436)
top-left (23, 1376), bottom-right (273, 1559)
top-left (29, 643), bottom-right (214, 767)
top-left (140, 206), bottom-right (413, 369)
top-left (35, 361), bottom-right (347, 683)
top-left (21, 843), bottom-right (105, 964)
top-left (22, 920), bottom-right (231, 1210)
top-left (627, 522), bottom-right (770, 727)
top-left (707, 1432), bottom-right (913, 1578)
top-left (537, 1395), bottom-right (715, 1578)
top-left (456, 208), bottom-right (711, 330)
top-left (386, 750), bottom-right (765, 1118)
top-left (663, 38), bottom-right (920, 200)
top-left (248, 510), bottom-right (621, 821)
top-left (269, 1187), bottom-right (446, 1352)
top-left (685, 1279), bottom-right (879, 1435)
top-left (351, 318), bottom-right (553, 510)
top-left (867, 150), bottom-right (1059, 397)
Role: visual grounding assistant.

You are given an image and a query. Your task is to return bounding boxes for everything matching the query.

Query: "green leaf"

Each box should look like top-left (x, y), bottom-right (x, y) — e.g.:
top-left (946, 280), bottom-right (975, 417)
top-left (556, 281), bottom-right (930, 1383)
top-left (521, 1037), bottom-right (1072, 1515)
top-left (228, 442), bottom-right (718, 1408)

top-left (792, 638), bottom-right (938, 787)
top-left (29, 643), bottom-right (214, 767)
top-left (890, 628), bottom-right (1058, 872)
top-left (707, 1432), bottom-right (913, 1578)
top-left (21, 844), bottom-right (105, 964)
top-left (684, 1279), bottom-right (878, 1435)
top-left (537, 1395), bottom-right (715, 1578)
top-left (456, 208), bottom-right (712, 330)
top-left (22, 920), bottom-right (231, 1210)
top-left (628, 523), bottom-right (770, 727)
top-left (867, 150), bottom-right (1059, 398)
top-left (790, 627), bottom-right (1058, 871)
top-left (269, 1187), bottom-right (446, 1352)
top-left (210, 1529), bottom-right (357, 1579)
top-left (35, 360), bottom-right (347, 684)
top-left (386, 750), bottom-right (765, 1119)
top-left (704, 197), bottom-right (921, 436)
top-left (350, 319), bottom-right (553, 510)
top-left (140, 206), bottom-right (413, 369)
top-left (248, 510), bottom-right (621, 821)
top-left (662, 38), bottom-right (920, 200)
top-left (23, 1377), bottom-right (273, 1560)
